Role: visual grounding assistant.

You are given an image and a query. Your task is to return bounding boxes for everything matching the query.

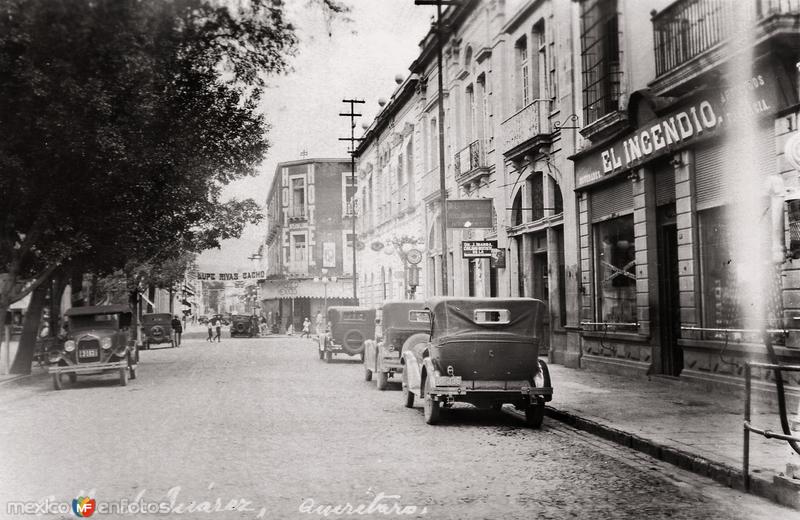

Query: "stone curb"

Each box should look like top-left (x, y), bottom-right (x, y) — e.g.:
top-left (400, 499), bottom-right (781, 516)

top-left (538, 406), bottom-right (798, 510)
top-left (506, 405), bottom-right (796, 510)
top-left (0, 373), bottom-right (31, 386)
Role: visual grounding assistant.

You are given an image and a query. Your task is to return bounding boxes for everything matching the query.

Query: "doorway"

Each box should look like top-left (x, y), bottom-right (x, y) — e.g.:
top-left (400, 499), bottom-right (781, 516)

top-left (657, 204), bottom-right (682, 375)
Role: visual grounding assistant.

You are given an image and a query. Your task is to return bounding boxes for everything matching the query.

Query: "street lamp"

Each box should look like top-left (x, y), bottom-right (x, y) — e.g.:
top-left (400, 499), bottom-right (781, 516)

top-left (313, 268), bottom-right (337, 322)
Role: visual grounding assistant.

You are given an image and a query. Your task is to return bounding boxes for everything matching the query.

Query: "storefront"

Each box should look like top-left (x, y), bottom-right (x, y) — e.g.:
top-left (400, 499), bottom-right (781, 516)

top-left (259, 277), bottom-right (356, 334)
top-left (571, 60), bottom-right (798, 384)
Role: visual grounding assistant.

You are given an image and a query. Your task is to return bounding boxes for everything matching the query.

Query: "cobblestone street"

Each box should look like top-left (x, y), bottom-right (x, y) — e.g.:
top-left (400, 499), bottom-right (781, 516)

top-left (0, 333), bottom-right (794, 519)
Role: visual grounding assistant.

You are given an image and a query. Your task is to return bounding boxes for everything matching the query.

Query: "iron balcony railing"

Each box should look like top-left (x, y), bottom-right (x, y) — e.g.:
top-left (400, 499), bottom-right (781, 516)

top-left (653, 0), bottom-right (800, 77)
top-left (287, 207), bottom-right (307, 220)
top-left (453, 139), bottom-right (487, 178)
top-left (501, 99), bottom-right (552, 155)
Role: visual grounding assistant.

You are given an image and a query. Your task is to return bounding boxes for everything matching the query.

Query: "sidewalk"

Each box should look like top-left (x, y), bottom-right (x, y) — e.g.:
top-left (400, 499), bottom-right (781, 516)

top-left (531, 364), bottom-right (800, 509)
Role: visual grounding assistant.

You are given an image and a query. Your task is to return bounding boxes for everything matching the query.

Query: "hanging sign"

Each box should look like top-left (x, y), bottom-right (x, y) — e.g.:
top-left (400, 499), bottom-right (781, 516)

top-left (462, 240), bottom-right (497, 258)
top-left (196, 270), bottom-right (266, 282)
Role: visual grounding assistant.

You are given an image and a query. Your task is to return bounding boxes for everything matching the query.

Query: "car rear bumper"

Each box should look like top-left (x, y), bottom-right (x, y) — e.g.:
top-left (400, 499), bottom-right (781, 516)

top-left (431, 380), bottom-right (552, 398)
top-left (49, 361), bottom-right (129, 374)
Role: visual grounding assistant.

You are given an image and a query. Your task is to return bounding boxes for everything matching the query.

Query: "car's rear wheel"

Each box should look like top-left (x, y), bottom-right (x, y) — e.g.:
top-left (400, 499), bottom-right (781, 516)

top-left (128, 353), bottom-right (137, 380)
top-left (325, 350), bottom-right (332, 363)
top-left (68, 373), bottom-right (77, 384)
top-left (119, 367), bottom-right (128, 386)
top-left (402, 370), bottom-right (414, 408)
top-left (52, 373), bottom-right (63, 391)
top-left (377, 370), bottom-right (389, 391)
top-left (525, 399), bottom-right (545, 429)
top-left (422, 375), bottom-right (440, 425)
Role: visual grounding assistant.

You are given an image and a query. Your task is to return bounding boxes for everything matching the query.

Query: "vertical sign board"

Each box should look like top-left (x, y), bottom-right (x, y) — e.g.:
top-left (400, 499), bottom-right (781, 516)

top-left (446, 199), bottom-right (493, 228)
top-left (462, 240), bottom-right (498, 258)
top-left (322, 242), bottom-right (336, 268)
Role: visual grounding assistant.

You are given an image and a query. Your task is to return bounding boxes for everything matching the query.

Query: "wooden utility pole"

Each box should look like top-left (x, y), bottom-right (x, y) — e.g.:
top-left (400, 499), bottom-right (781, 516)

top-left (415, 0), bottom-right (460, 295)
top-left (339, 99), bottom-right (365, 303)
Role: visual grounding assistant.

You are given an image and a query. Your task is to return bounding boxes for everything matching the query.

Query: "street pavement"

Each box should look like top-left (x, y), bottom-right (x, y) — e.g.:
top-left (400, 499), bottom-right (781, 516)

top-left (0, 334), bottom-right (795, 519)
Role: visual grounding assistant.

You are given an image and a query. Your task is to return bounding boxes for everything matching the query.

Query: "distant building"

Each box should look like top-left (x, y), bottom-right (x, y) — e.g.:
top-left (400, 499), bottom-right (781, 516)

top-left (260, 158), bottom-right (357, 333)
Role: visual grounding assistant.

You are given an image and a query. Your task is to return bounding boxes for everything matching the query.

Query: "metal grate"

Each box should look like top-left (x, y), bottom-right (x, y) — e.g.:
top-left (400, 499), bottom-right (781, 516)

top-left (580, 0), bottom-right (622, 124)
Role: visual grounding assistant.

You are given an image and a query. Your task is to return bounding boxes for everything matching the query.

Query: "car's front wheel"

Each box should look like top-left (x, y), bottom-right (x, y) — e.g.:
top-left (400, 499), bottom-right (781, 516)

top-left (422, 375), bottom-right (440, 425)
top-left (68, 373), bottom-right (77, 384)
top-left (402, 370), bottom-right (414, 408)
top-left (52, 373), bottom-right (63, 391)
top-left (364, 365), bottom-right (372, 381)
top-left (376, 370), bottom-right (389, 391)
top-left (325, 350), bottom-right (332, 363)
top-left (119, 367), bottom-right (128, 386)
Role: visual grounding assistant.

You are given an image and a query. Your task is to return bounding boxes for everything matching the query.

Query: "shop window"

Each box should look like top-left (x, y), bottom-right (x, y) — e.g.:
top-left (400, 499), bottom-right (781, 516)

top-left (594, 215), bottom-right (636, 325)
top-left (699, 207), bottom-right (742, 334)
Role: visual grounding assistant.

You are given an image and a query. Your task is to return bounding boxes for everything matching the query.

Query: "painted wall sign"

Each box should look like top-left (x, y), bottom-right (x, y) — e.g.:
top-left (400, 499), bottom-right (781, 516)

top-left (574, 62), bottom-right (790, 188)
top-left (322, 242), bottom-right (336, 268)
top-left (462, 240), bottom-right (498, 258)
top-left (446, 199), bottom-right (493, 228)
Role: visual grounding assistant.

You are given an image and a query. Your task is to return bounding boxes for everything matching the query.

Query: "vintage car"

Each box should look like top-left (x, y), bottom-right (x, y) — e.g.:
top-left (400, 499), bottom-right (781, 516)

top-left (363, 301), bottom-right (430, 390)
top-left (141, 312), bottom-right (175, 349)
top-left (230, 314), bottom-right (259, 337)
top-left (318, 306), bottom-right (376, 363)
top-left (402, 297), bottom-right (552, 428)
top-left (48, 304), bottom-right (138, 390)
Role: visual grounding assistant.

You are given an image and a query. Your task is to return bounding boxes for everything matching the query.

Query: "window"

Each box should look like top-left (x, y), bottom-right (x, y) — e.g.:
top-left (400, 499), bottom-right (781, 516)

top-left (511, 190), bottom-right (523, 226)
top-left (477, 73), bottom-right (490, 142)
top-left (406, 140), bottom-right (415, 207)
top-left (534, 20), bottom-right (547, 99)
top-left (343, 232), bottom-right (355, 274)
top-left (343, 171), bottom-right (357, 216)
top-left (515, 36), bottom-right (530, 110)
top-left (528, 173), bottom-right (544, 221)
top-left (552, 175), bottom-right (564, 215)
top-left (580, 0), bottom-right (621, 124)
top-left (291, 234), bottom-right (307, 269)
top-left (291, 178), bottom-right (305, 218)
top-left (430, 117), bottom-right (438, 169)
top-left (466, 84), bottom-right (476, 144)
top-left (594, 215), bottom-right (636, 325)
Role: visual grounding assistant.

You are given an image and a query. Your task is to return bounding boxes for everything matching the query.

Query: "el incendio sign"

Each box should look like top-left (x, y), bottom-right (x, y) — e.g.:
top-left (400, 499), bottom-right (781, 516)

top-left (462, 241), bottom-right (497, 258)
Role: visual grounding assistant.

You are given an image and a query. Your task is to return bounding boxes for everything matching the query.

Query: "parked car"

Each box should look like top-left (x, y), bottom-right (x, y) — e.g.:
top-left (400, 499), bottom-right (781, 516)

top-left (230, 314), bottom-right (259, 338)
top-left (402, 297), bottom-right (552, 428)
top-left (364, 301), bottom-right (429, 390)
top-left (141, 313), bottom-right (175, 349)
top-left (48, 304), bottom-right (138, 390)
top-left (318, 306), bottom-right (376, 363)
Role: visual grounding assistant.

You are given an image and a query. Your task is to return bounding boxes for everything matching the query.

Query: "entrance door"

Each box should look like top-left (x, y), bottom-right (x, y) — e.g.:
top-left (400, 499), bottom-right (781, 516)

top-left (657, 205), bottom-right (682, 375)
top-left (531, 232), bottom-right (549, 351)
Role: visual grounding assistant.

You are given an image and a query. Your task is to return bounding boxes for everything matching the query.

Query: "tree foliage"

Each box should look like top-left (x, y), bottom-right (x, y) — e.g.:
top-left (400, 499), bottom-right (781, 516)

top-left (0, 0), bottom-right (349, 370)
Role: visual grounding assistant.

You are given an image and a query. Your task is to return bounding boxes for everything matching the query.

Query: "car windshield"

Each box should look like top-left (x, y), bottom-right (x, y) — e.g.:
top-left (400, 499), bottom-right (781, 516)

top-left (69, 314), bottom-right (120, 329)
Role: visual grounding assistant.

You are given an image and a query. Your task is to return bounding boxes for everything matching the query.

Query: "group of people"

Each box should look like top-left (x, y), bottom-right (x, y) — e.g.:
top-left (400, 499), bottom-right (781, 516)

top-left (206, 316), bottom-right (222, 342)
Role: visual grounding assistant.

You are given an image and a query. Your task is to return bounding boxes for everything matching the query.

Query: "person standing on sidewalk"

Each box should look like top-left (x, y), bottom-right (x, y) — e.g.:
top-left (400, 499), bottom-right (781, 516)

top-left (301, 317), bottom-right (311, 338)
top-left (171, 315), bottom-right (183, 347)
top-left (314, 310), bottom-right (323, 336)
top-left (213, 316), bottom-right (222, 342)
top-left (206, 320), bottom-right (213, 342)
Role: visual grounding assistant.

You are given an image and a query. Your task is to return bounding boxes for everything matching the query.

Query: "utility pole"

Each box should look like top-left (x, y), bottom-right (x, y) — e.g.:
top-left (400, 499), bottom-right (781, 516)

top-left (415, 0), bottom-right (459, 295)
top-left (339, 98), bottom-right (365, 303)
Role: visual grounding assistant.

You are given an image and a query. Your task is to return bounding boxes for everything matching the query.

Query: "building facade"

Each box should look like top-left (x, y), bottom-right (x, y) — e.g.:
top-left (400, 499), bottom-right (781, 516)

top-left (355, 0), bottom-right (800, 394)
top-left (261, 158), bottom-right (357, 333)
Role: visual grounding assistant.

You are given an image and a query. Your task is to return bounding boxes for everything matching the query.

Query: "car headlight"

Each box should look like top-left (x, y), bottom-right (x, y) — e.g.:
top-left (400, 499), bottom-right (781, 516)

top-left (64, 340), bottom-right (76, 352)
top-left (101, 337), bottom-right (112, 350)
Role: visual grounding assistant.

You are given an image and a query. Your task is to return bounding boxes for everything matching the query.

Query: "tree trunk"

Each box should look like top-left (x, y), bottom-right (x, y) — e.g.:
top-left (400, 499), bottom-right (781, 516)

top-left (169, 287), bottom-right (174, 314)
top-left (50, 270), bottom-right (67, 335)
top-left (9, 283), bottom-right (47, 374)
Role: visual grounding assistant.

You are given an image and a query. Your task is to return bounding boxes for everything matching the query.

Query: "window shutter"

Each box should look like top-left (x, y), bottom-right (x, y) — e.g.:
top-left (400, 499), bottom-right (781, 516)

top-left (590, 179), bottom-right (633, 222)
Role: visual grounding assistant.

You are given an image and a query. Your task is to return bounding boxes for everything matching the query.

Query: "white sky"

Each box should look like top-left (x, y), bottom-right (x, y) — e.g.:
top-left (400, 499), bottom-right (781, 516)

top-left (197, 0), bottom-right (433, 270)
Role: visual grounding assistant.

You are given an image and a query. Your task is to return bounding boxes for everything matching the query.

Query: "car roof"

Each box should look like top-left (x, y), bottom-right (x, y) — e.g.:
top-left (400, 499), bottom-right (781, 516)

top-left (328, 306), bottom-right (374, 312)
top-left (65, 304), bottom-right (132, 316)
top-left (142, 313), bottom-right (172, 318)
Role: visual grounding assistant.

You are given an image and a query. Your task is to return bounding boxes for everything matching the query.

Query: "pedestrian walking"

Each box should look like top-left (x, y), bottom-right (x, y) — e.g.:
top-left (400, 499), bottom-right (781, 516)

top-left (213, 316), bottom-right (222, 342)
top-left (206, 322), bottom-right (213, 342)
top-left (314, 310), bottom-right (323, 336)
top-left (171, 315), bottom-right (183, 347)
top-left (301, 317), bottom-right (311, 338)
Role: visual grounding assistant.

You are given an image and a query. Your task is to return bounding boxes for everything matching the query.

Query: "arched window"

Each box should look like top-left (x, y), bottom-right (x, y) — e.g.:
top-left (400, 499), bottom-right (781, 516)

top-left (527, 172), bottom-right (544, 221)
top-left (511, 190), bottom-right (523, 226)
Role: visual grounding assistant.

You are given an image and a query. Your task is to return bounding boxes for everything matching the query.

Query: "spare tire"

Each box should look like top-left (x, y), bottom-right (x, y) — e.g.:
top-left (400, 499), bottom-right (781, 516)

top-left (151, 325), bottom-right (164, 338)
top-left (341, 329), bottom-right (365, 355)
top-left (235, 322), bottom-right (246, 333)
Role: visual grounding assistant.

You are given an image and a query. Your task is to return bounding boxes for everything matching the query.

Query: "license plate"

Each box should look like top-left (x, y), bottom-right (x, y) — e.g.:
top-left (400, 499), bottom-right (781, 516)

top-left (434, 375), bottom-right (461, 387)
top-left (79, 349), bottom-right (98, 358)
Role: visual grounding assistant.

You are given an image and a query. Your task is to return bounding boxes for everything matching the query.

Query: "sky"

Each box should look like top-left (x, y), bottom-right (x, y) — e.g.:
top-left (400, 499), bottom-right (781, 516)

top-left (196, 0), bottom-right (433, 271)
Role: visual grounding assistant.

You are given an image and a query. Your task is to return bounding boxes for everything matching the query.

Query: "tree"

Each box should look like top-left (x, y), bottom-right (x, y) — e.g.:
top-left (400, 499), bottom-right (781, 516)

top-left (0, 0), bottom-right (348, 372)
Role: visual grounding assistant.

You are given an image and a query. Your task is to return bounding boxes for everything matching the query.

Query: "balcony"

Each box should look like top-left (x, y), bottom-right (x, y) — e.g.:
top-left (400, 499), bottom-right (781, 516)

top-left (651, 0), bottom-right (800, 95)
top-left (454, 139), bottom-right (490, 185)
top-left (287, 207), bottom-right (307, 223)
top-left (501, 99), bottom-right (553, 159)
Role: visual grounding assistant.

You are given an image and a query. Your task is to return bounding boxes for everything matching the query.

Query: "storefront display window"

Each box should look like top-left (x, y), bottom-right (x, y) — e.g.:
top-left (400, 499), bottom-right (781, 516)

top-left (594, 215), bottom-right (636, 325)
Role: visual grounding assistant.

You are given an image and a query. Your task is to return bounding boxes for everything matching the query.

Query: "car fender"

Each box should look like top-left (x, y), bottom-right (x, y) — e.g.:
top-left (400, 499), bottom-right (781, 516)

top-left (420, 357), bottom-right (437, 393)
top-left (402, 350), bottom-right (422, 395)
top-left (363, 339), bottom-right (376, 369)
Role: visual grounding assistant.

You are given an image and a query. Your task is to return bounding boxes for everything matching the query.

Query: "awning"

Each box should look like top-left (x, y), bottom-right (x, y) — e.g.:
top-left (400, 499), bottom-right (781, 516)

top-left (9, 293), bottom-right (31, 310)
top-left (260, 277), bottom-right (354, 300)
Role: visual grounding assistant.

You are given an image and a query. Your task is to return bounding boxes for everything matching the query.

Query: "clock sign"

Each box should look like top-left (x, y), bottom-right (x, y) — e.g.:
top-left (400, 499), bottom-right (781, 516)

top-left (405, 248), bottom-right (422, 265)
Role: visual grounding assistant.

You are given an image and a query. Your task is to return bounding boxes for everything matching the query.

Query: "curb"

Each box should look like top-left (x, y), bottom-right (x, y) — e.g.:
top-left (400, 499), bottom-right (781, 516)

top-left (526, 405), bottom-right (798, 510)
top-left (0, 373), bottom-right (31, 386)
